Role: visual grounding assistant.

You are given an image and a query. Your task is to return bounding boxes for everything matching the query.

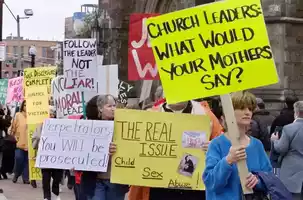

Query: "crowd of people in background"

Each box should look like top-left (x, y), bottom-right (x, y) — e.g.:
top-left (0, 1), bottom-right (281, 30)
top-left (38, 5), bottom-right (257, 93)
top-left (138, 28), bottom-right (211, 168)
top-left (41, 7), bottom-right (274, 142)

top-left (0, 86), bottom-right (303, 200)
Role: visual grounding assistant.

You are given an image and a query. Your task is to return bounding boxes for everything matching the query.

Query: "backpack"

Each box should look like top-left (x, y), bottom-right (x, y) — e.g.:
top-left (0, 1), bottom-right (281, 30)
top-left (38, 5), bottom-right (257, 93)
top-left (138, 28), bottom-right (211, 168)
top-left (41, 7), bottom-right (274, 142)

top-left (253, 117), bottom-right (272, 151)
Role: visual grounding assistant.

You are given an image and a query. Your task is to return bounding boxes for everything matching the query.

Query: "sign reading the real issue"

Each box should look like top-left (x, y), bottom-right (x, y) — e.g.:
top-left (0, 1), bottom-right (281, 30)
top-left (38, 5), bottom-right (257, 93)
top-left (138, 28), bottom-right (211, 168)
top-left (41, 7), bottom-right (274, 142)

top-left (111, 109), bottom-right (210, 190)
top-left (146, 0), bottom-right (279, 104)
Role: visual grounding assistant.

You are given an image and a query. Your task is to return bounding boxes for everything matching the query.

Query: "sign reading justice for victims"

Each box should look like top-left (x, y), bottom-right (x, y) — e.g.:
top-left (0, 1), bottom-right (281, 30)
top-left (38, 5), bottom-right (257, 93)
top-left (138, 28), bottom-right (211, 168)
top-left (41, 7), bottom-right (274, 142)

top-left (147, 0), bottom-right (279, 104)
top-left (111, 109), bottom-right (210, 190)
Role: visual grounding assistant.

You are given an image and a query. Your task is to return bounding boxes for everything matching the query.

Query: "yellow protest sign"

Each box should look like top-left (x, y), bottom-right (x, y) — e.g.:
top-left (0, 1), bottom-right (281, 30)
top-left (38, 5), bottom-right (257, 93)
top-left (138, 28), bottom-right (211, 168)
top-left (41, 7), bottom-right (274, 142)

top-left (24, 66), bottom-right (57, 95)
top-left (111, 109), bottom-right (210, 190)
top-left (28, 124), bottom-right (43, 180)
top-left (26, 86), bottom-right (49, 124)
top-left (146, 0), bottom-right (279, 104)
top-left (24, 66), bottom-right (56, 181)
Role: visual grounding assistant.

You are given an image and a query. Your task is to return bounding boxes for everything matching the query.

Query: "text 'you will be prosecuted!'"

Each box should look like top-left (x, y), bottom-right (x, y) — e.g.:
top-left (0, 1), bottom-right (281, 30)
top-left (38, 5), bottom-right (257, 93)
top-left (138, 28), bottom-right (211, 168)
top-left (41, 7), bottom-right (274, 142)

top-left (146, 0), bottom-right (278, 102)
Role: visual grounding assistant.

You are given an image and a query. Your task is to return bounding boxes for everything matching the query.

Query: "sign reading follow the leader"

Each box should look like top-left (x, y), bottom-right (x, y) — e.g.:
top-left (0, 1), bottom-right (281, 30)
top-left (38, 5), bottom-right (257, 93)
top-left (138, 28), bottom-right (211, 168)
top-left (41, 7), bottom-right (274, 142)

top-left (111, 109), bottom-right (210, 190)
top-left (35, 119), bottom-right (114, 172)
top-left (147, 0), bottom-right (279, 104)
top-left (63, 39), bottom-right (98, 92)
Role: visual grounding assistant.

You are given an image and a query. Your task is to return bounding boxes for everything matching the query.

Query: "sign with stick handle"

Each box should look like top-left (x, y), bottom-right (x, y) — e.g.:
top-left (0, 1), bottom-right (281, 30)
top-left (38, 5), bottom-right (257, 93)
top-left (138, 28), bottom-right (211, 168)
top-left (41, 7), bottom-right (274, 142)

top-left (146, 0), bottom-right (279, 195)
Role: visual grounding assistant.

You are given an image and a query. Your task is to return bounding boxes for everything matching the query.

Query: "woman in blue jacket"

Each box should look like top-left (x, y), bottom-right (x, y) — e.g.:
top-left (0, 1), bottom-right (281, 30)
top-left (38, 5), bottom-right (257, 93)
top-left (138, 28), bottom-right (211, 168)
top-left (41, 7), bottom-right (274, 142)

top-left (203, 91), bottom-right (272, 199)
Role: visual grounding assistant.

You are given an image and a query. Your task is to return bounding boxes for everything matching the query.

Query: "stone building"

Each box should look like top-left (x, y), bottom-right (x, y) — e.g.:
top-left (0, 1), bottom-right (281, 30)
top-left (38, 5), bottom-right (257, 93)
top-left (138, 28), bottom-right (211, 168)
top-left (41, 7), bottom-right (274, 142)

top-left (97, 0), bottom-right (303, 112)
top-left (2, 36), bottom-right (58, 78)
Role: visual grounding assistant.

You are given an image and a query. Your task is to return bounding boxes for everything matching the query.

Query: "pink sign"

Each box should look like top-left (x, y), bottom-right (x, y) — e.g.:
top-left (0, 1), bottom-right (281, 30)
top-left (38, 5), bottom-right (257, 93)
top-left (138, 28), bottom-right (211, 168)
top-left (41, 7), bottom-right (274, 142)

top-left (68, 115), bottom-right (82, 119)
top-left (7, 77), bottom-right (24, 104)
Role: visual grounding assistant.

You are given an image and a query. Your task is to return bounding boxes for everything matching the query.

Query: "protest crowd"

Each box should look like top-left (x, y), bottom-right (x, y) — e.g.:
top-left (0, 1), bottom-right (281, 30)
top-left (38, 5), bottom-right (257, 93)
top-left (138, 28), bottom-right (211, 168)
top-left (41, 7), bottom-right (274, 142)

top-left (1, 0), bottom-right (303, 200)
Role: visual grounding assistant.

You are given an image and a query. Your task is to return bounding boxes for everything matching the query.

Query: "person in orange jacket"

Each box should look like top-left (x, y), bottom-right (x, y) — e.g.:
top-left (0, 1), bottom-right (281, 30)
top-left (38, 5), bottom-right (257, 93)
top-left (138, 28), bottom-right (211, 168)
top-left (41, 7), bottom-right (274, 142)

top-left (128, 99), bottom-right (223, 200)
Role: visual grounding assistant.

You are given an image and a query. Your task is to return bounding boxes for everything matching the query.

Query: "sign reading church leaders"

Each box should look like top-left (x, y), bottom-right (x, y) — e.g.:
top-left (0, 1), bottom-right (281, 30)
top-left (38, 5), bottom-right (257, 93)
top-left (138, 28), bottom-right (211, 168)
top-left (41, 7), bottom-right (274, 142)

top-left (35, 119), bottom-right (114, 172)
top-left (111, 109), bottom-right (210, 190)
top-left (146, 0), bottom-right (279, 104)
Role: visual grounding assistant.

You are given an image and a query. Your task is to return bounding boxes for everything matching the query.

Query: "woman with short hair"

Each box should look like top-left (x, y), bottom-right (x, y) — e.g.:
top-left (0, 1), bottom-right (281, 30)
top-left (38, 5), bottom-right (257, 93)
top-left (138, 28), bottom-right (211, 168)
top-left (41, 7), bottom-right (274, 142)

top-left (203, 91), bottom-right (272, 199)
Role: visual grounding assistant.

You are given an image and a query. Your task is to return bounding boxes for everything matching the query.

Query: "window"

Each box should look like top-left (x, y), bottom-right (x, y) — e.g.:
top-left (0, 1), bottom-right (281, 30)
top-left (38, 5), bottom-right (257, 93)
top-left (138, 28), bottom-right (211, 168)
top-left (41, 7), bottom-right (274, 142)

top-left (4, 71), bottom-right (9, 78)
top-left (13, 60), bottom-right (17, 68)
top-left (13, 46), bottom-right (17, 56)
top-left (12, 71), bottom-right (18, 77)
top-left (42, 47), bottom-right (48, 58)
top-left (21, 46), bottom-right (24, 57)
top-left (6, 46), bottom-right (9, 54)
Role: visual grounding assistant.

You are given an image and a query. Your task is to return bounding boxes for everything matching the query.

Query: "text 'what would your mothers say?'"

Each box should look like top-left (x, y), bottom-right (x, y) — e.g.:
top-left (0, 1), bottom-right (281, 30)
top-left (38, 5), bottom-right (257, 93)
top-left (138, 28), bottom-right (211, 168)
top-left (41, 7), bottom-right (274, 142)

top-left (146, 0), bottom-right (278, 102)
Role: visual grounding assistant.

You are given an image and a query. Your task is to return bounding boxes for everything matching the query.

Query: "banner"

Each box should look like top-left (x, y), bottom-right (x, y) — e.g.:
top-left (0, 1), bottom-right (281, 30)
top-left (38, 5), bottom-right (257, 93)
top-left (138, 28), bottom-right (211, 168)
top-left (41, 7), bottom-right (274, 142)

top-left (6, 77), bottom-right (24, 104)
top-left (111, 109), bottom-right (210, 190)
top-left (51, 76), bottom-right (96, 118)
top-left (63, 39), bottom-right (98, 91)
top-left (128, 13), bottom-right (159, 80)
top-left (0, 79), bottom-right (8, 105)
top-left (24, 66), bottom-right (57, 181)
top-left (36, 119), bottom-right (113, 171)
top-left (146, 0), bottom-right (279, 104)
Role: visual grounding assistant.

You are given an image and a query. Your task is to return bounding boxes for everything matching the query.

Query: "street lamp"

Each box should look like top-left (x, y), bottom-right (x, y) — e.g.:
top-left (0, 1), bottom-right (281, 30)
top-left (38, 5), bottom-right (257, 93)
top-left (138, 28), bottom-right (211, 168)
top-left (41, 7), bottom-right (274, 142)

top-left (17, 9), bottom-right (34, 69)
top-left (4, 2), bottom-right (33, 70)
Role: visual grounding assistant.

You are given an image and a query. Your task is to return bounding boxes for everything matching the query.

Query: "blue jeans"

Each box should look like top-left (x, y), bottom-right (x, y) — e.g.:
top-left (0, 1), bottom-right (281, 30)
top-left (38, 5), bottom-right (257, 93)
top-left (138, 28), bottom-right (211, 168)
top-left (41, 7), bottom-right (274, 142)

top-left (14, 148), bottom-right (29, 181)
top-left (83, 179), bottom-right (127, 200)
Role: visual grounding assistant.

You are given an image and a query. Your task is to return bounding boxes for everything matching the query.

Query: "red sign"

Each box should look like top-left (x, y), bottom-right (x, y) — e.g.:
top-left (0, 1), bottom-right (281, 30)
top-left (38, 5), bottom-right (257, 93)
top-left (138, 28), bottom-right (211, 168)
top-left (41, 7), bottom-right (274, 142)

top-left (128, 13), bottom-right (160, 80)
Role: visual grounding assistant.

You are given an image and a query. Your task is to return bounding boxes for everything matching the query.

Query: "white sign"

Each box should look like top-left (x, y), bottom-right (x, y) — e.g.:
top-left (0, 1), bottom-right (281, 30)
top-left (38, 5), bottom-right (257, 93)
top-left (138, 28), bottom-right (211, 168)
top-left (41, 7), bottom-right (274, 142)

top-left (0, 42), bottom-right (6, 62)
top-left (51, 76), bottom-right (97, 118)
top-left (35, 119), bottom-right (113, 172)
top-left (97, 64), bottom-right (119, 97)
top-left (63, 39), bottom-right (98, 91)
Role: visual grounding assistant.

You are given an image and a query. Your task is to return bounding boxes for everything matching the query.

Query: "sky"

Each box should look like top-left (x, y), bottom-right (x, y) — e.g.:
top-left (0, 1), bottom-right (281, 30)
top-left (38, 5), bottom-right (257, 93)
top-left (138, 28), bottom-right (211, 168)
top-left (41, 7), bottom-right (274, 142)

top-left (3, 0), bottom-right (97, 41)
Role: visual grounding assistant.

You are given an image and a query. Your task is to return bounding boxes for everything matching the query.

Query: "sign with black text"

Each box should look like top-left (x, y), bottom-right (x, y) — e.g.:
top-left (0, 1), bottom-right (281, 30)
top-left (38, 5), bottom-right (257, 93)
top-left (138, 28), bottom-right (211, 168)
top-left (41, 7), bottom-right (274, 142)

top-left (35, 119), bottom-right (114, 172)
top-left (63, 39), bottom-right (98, 92)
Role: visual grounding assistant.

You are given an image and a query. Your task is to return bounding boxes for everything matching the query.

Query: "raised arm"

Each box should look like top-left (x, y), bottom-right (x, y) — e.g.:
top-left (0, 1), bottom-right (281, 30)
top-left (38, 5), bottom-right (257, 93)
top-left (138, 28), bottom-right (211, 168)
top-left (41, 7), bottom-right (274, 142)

top-left (273, 128), bottom-right (290, 154)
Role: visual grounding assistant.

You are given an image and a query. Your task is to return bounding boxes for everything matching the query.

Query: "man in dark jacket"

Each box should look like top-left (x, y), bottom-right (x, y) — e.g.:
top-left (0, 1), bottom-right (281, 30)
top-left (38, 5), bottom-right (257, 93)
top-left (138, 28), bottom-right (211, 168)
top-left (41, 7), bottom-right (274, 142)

top-left (270, 95), bottom-right (299, 134)
top-left (251, 98), bottom-right (275, 152)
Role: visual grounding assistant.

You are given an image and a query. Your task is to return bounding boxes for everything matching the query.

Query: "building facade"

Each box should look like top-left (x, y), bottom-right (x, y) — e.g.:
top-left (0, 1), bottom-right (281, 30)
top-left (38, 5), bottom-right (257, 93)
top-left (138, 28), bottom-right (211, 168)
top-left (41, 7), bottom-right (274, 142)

top-left (2, 36), bottom-right (58, 78)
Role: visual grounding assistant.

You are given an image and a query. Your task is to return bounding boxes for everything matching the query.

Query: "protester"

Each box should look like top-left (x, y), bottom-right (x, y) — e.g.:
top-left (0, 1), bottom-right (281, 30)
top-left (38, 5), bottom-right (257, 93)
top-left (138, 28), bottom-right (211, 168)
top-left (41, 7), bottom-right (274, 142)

top-left (270, 95), bottom-right (299, 134)
top-left (153, 86), bottom-right (165, 107)
top-left (271, 101), bottom-right (303, 199)
top-left (128, 99), bottom-right (222, 200)
top-left (0, 105), bottom-right (13, 180)
top-left (10, 101), bottom-right (31, 184)
top-left (250, 97), bottom-right (275, 152)
top-left (32, 106), bottom-right (62, 200)
top-left (80, 95), bottom-right (129, 200)
top-left (203, 91), bottom-right (272, 199)
top-left (270, 95), bottom-right (299, 170)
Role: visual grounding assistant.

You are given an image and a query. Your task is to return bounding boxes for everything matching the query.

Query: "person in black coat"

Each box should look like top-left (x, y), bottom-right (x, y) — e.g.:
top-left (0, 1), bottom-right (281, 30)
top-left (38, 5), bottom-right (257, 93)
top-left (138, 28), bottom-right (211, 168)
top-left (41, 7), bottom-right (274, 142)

top-left (0, 105), bottom-right (14, 180)
top-left (270, 95), bottom-right (299, 134)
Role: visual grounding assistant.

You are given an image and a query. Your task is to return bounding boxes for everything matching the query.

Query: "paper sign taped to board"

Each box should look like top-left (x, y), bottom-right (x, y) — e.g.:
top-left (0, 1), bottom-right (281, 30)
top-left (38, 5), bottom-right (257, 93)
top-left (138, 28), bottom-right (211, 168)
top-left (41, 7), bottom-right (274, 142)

top-left (111, 109), bottom-right (210, 190)
top-left (35, 119), bottom-right (113, 172)
top-left (146, 0), bottom-right (279, 104)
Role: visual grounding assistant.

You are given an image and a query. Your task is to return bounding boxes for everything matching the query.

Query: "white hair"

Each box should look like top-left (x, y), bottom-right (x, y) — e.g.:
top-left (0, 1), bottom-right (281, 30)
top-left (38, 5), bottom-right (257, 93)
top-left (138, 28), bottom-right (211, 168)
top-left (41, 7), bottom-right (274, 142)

top-left (294, 101), bottom-right (303, 118)
top-left (96, 94), bottom-right (116, 110)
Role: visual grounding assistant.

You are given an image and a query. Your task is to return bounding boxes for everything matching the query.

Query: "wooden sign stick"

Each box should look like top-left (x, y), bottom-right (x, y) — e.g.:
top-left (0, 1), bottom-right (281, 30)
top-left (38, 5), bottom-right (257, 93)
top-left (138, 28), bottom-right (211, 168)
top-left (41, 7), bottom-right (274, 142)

top-left (220, 94), bottom-right (253, 195)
